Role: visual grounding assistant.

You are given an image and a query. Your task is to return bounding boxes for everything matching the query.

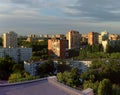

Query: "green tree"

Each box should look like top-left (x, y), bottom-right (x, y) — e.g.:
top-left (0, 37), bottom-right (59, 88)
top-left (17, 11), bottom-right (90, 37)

top-left (91, 44), bottom-right (100, 52)
top-left (98, 79), bottom-right (112, 95)
top-left (112, 84), bottom-right (120, 95)
top-left (36, 59), bottom-right (55, 77)
top-left (57, 63), bottom-right (71, 73)
top-left (8, 72), bottom-right (22, 83)
top-left (12, 63), bottom-right (24, 73)
top-left (71, 68), bottom-right (80, 85)
top-left (57, 72), bottom-right (64, 83)
top-left (83, 80), bottom-right (99, 95)
top-left (63, 71), bottom-right (74, 87)
top-left (8, 71), bottom-right (31, 83)
top-left (0, 57), bottom-right (16, 80)
top-left (57, 68), bottom-right (81, 88)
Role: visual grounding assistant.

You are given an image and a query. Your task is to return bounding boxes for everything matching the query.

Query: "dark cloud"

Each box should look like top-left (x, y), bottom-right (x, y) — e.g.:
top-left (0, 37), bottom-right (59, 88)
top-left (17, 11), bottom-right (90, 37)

top-left (65, 0), bottom-right (120, 21)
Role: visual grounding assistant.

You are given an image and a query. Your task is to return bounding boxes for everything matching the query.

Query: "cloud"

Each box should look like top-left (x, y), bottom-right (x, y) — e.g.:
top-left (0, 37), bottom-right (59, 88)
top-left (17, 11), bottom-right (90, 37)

top-left (65, 0), bottom-right (120, 21)
top-left (9, 0), bottom-right (76, 9)
top-left (0, 0), bottom-right (120, 35)
top-left (11, 0), bottom-right (30, 4)
top-left (1, 0), bottom-right (120, 22)
top-left (0, 0), bottom-right (77, 17)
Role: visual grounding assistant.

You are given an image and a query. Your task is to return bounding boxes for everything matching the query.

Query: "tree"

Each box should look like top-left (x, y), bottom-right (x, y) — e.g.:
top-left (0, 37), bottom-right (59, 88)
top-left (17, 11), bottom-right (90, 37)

top-left (0, 57), bottom-right (16, 80)
top-left (12, 63), bottom-right (24, 73)
top-left (57, 72), bottom-right (64, 83)
top-left (57, 68), bottom-right (81, 88)
top-left (112, 84), bottom-right (120, 95)
top-left (8, 72), bottom-right (22, 83)
top-left (71, 68), bottom-right (81, 86)
top-left (91, 44), bottom-right (100, 52)
top-left (83, 80), bottom-right (99, 95)
top-left (36, 59), bottom-right (55, 77)
top-left (63, 71), bottom-right (74, 87)
top-left (57, 63), bottom-right (71, 73)
top-left (98, 79), bottom-right (112, 95)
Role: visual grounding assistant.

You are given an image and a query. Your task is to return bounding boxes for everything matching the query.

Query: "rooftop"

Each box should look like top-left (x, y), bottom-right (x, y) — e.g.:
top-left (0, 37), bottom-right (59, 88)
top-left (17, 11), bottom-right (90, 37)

top-left (0, 78), bottom-right (69, 95)
top-left (0, 77), bottom-right (93, 95)
top-left (0, 76), bottom-right (85, 95)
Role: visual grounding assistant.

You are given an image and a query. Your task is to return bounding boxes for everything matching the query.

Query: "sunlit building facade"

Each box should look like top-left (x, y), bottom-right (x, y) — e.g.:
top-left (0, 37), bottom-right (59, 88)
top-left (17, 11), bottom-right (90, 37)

top-left (48, 38), bottom-right (67, 58)
top-left (3, 31), bottom-right (18, 48)
top-left (88, 32), bottom-right (99, 45)
top-left (66, 30), bottom-right (81, 49)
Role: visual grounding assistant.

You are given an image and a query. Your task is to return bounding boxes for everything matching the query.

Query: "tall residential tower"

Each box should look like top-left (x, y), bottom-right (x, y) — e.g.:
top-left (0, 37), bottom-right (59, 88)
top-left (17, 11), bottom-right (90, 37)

top-left (3, 31), bottom-right (18, 48)
top-left (66, 30), bottom-right (81, 49)
top-left (88, 32), bottom-right (99, 45)
top-left (48, 38), bottom-right (67, 58)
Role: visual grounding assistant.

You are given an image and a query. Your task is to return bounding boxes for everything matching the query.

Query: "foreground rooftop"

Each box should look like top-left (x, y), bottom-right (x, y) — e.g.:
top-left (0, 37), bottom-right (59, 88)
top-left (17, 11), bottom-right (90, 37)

top-left (0, 77), bottom-right (93, 95)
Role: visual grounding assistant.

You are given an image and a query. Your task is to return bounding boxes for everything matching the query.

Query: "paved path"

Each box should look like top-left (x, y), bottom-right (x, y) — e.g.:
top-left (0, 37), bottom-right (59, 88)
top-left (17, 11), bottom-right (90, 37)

top-left (0, 79), bottom-right (70, 95)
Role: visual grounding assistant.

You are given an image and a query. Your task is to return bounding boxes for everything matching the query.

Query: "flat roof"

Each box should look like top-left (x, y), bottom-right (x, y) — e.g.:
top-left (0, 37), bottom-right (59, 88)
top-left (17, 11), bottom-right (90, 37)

top-left (0, 79), bottom-right (70, 95)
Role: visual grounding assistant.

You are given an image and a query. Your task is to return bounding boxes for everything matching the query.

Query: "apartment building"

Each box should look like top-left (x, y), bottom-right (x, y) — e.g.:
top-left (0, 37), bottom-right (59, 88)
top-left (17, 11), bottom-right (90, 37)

top-left (66, 30), bottom-right (81, 49)
top-left (0, 48), bottom-right (32, 62)
top-left (24, 61), bottom-right (45, 76)
top-left (99, 30), bottom-right (109, 44)
top-left (48, 38), bottom-right (67, 58)
top-left (88, 32), bottom-right (99, 45)
top-left (109, 34), bottom-right (119, 40)
top-left (3, 31), bottom-right (18, 48)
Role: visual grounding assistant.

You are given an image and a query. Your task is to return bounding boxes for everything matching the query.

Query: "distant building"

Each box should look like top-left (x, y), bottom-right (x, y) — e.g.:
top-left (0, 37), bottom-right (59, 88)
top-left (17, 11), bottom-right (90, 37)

top-left (99, 30), bottom-right (109, 44)
top-left (55, 34), bottom-right (65, 39)
top-left (0, 48), bottom-right (32, 62)
top-left (102, 40), bottom-right (120, 52)
top-left (39, 34), bottom-right (44, 38)
top-left (44, 34), bottom-right (49, 38)
top-left (26, 37), bottom-right (32, 42)
top-left (66, 30), bottom-right (81, 49)
top-left (48, 38), bottom-right (67, 58)
top-left (102, 40), bottom-right (108, 52)
top-left (26, 34), bottom-right (38, 42)
top-left (81, 34), bottom-right (88, 44)
top-left (88, 32), bottom-right (99, 45)
top-left (3, 31), bottom-right (18, 48)
top-left (28, 34), bottom-right (36, 38)
top-left (109, 34), bottom-right (119, 40)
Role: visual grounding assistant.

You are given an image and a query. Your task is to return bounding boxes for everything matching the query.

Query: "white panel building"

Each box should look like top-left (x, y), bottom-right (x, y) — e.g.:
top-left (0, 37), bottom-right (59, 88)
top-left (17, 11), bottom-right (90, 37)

top-left (102, 40), bottom-right (108, 52)
top-left (69, 61), bottom-right (92, 73)
top-left (99, 30), bottom-right (109, 44)
top-left (0, 48), bottom-right (32, 62)
top-left (24, 61), bottom-right (45, 76)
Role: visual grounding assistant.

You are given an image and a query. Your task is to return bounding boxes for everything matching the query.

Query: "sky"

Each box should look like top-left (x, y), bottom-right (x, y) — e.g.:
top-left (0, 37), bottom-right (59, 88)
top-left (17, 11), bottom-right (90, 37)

top-left (0, 0), bottom-right (120, 35)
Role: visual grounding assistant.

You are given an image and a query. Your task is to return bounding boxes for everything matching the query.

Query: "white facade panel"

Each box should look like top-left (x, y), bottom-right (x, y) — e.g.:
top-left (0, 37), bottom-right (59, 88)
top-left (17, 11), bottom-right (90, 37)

top-left (0, 48), bottom-right (32, 62)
